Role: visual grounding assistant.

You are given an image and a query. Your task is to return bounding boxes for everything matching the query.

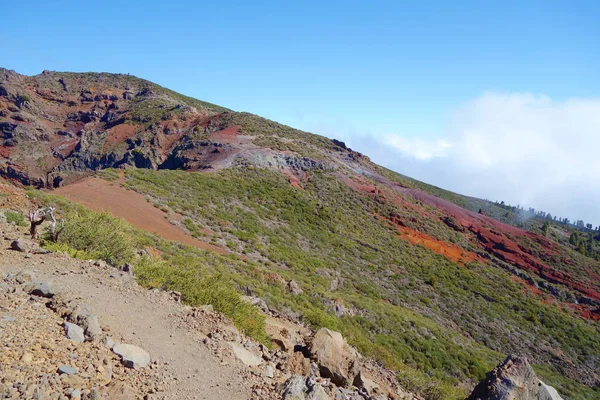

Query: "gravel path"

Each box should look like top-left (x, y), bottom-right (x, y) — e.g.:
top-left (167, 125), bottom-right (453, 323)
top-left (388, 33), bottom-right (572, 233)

top-left (0, 246), bottom-right (251, 400)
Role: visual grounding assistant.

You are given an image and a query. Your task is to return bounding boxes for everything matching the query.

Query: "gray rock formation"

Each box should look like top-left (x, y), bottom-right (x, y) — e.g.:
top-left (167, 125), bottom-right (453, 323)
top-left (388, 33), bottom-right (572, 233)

top-left (468, 355), bottom-right (564, 400)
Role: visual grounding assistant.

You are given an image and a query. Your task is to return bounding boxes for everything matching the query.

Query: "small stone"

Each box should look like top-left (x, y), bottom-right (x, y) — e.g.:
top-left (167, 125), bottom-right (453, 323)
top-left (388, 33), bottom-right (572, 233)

top-left (88, 388), bottom-right (99, 400)
top-left (29, 281), bottom-right (55, 298)
top-left (81, 314), bottom-right (102, 341)
top-left (10, 240), bottom-right (27, 252)
top-left (21, 352), bottom-right (33, 363)
top-left (70, 389), bottom-right (81, 399)
top-left (64, 323), bottom-right (85, 343)
top-left (228, 342), bottom-right (263, 366)
top-left (198, 304), bottom-right (214, 313)
top-left (58, 365), bottom-right (78, 375)
top-left (15, 270), bottom-right (36, 284)
top-left (265, 364), bottom-right (275, 378)
top-left (120, 263), bottom-right (133, 275)
top-left (103, 337), bottom-right (115, 348)
top-left (286, 280), bottom-right (303, 295)
top-left (112, 344), bottom-right (150, 369)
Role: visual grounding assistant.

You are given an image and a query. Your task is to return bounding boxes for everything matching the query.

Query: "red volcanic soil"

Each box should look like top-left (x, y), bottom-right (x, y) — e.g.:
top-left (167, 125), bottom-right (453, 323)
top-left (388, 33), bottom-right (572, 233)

top-left (0, 146), bottom-right (11, 158)
top-left (55, 177), bottom-right (229, 255)
top-left (281, 168), bottom-right (308, 190)
top-left (207, 125), bottom-right (242, 145)
top-left (341, 174), bottom-right (438, 219)
top-left (211, 125), bottom-right (240, 137)
top-left (343, 175), bottom-right (380, 195)
top-left (401, 188), bottom-right (600, 304)
top-left (567, 303), bottom-right (600, 321)
top-left (342, 174), bottom-right (478, 263)
top-left (106, 123), bottom-right (140, 146)
top-left (399, 225), bottom-right (479, 264)
top-left (382, 214), bottom-right (479, 264)
top-left (343, 172), bottom-right (600, 318)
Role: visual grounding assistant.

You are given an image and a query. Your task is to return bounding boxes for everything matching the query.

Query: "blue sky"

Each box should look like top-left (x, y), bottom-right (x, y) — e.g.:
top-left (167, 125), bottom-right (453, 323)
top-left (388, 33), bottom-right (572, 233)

top-left (3, 1), bottom-right (600, 221)
top-left (3, 1), bottom-right (598, 134)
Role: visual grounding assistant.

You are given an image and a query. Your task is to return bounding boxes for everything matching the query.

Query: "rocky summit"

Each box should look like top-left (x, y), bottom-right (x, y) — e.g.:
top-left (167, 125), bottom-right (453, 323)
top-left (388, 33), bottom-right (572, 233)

top-left (0, 69), bottom-right (599, 399)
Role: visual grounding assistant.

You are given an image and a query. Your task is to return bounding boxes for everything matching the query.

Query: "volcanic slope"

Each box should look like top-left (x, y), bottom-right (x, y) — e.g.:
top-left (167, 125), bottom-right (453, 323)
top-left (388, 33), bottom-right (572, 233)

top-left (1, 68), bottom-right (599, 399)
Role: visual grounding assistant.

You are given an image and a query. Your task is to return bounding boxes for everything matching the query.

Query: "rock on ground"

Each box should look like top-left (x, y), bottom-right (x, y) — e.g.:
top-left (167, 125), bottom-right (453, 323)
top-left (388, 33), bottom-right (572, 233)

top-left (112, 343), bottom-right (151, 369)
top-left (229, 342), bottom-right (263, 367)
top-left (468, 354), bottom-right (564, 400)
top-left (64, 322), bottom-right (85, 343)
top-left (309, 328), bottom-right (359, 387)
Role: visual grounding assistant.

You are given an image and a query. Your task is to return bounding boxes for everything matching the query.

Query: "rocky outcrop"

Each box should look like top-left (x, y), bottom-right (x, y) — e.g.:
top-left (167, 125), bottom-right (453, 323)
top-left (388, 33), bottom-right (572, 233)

top-left (281, 375), bottom-right (329, 400)
top-left (309, 328), bottom-right (360, 388)
top-left (468, 355), bottom-right (564, 400)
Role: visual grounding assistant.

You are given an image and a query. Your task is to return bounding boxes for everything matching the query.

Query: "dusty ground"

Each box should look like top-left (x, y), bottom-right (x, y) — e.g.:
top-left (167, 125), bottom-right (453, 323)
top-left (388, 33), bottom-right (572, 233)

top-left (0, 228), bottom-right (258, 399)
top-left (54, 177), bottom-right (228, 255)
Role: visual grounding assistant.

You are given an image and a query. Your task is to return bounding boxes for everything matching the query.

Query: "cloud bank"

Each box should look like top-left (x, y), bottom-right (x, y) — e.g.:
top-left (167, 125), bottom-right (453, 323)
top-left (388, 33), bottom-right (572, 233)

top-left (336, 93), bottom-right (600, 224)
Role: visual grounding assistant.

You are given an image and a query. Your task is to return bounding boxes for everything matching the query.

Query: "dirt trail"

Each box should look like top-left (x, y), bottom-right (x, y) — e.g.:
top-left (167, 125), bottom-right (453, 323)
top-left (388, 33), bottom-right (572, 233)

top-left (0, 247), bottom-right (251, 400)
top-left (54, 177), bottom-right (228, 255)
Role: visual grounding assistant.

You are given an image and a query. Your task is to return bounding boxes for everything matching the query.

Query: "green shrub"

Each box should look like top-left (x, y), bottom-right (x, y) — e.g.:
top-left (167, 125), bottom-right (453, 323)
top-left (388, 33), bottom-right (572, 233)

top-left (54, 211), bottom-right (136, 265)
top-left (4, 210), bottom-right (26, 227)
top-left (43, 242), bottom-right (95, 260)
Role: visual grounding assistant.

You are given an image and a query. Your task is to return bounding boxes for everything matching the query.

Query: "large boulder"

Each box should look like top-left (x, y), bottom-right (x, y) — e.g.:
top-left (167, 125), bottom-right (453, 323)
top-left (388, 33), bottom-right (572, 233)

top-left (468, 355), bottom-right (564, 400)
top-left (309, 328), bottom-right (359, 387)
top-left (27, 280), bottom-right (56, 298)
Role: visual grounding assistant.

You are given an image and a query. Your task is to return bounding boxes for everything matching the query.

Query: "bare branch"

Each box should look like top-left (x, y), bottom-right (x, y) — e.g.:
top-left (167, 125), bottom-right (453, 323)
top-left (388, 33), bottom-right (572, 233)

top-left (47, 206), bottom-right (64, 242)
top-left (28, 208), bottom-right (46, 239)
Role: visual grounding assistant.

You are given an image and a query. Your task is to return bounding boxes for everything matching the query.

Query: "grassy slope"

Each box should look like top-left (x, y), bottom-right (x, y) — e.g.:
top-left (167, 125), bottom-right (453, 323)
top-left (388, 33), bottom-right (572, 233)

top-left (116, 167), bottom-right (599, 400)
top-left (21, 165), bottom-right (599, 399)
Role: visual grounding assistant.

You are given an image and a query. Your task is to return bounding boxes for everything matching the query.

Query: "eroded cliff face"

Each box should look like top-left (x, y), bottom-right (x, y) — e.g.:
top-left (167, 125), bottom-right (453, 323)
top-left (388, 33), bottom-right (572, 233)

top-left (0, 69), bottom-right (359, 188)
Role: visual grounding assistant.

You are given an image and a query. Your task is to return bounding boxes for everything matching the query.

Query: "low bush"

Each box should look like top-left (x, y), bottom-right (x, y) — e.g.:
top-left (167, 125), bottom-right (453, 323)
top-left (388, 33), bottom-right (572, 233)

top-left (56, 211), bottom-right (136, 265)
top-left (4, 210), bottom-right (26, 226)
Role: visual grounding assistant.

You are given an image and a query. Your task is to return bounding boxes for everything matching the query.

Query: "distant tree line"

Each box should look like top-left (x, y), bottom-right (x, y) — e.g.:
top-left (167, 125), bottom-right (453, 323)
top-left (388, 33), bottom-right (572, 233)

top-left (494, 200), bottom-right (599, 231)
top-left (494, 200), bottom-right (600, 260)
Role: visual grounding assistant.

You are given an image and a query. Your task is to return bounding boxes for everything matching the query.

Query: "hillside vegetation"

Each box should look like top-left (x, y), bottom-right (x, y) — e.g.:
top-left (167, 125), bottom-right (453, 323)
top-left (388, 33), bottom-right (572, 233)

top-left (1, 69), bottom-right (599, 399)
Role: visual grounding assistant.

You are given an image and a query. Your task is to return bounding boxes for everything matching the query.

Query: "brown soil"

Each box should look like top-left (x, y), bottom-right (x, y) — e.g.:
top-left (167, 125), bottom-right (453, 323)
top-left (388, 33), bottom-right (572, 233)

top-left (105, 123), bottom-right (140, 146)
top-left (0, 248), bottom-right (252, 399)
top-left (54, 177), bottom-right (229, 255)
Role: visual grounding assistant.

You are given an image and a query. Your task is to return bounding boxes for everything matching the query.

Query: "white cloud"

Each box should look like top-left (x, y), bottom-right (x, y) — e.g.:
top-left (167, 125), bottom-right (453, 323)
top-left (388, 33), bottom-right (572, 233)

top-left (335, 93), bottom-right (600, 224)
top-left (383, 135), bottom-right (451, 161)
